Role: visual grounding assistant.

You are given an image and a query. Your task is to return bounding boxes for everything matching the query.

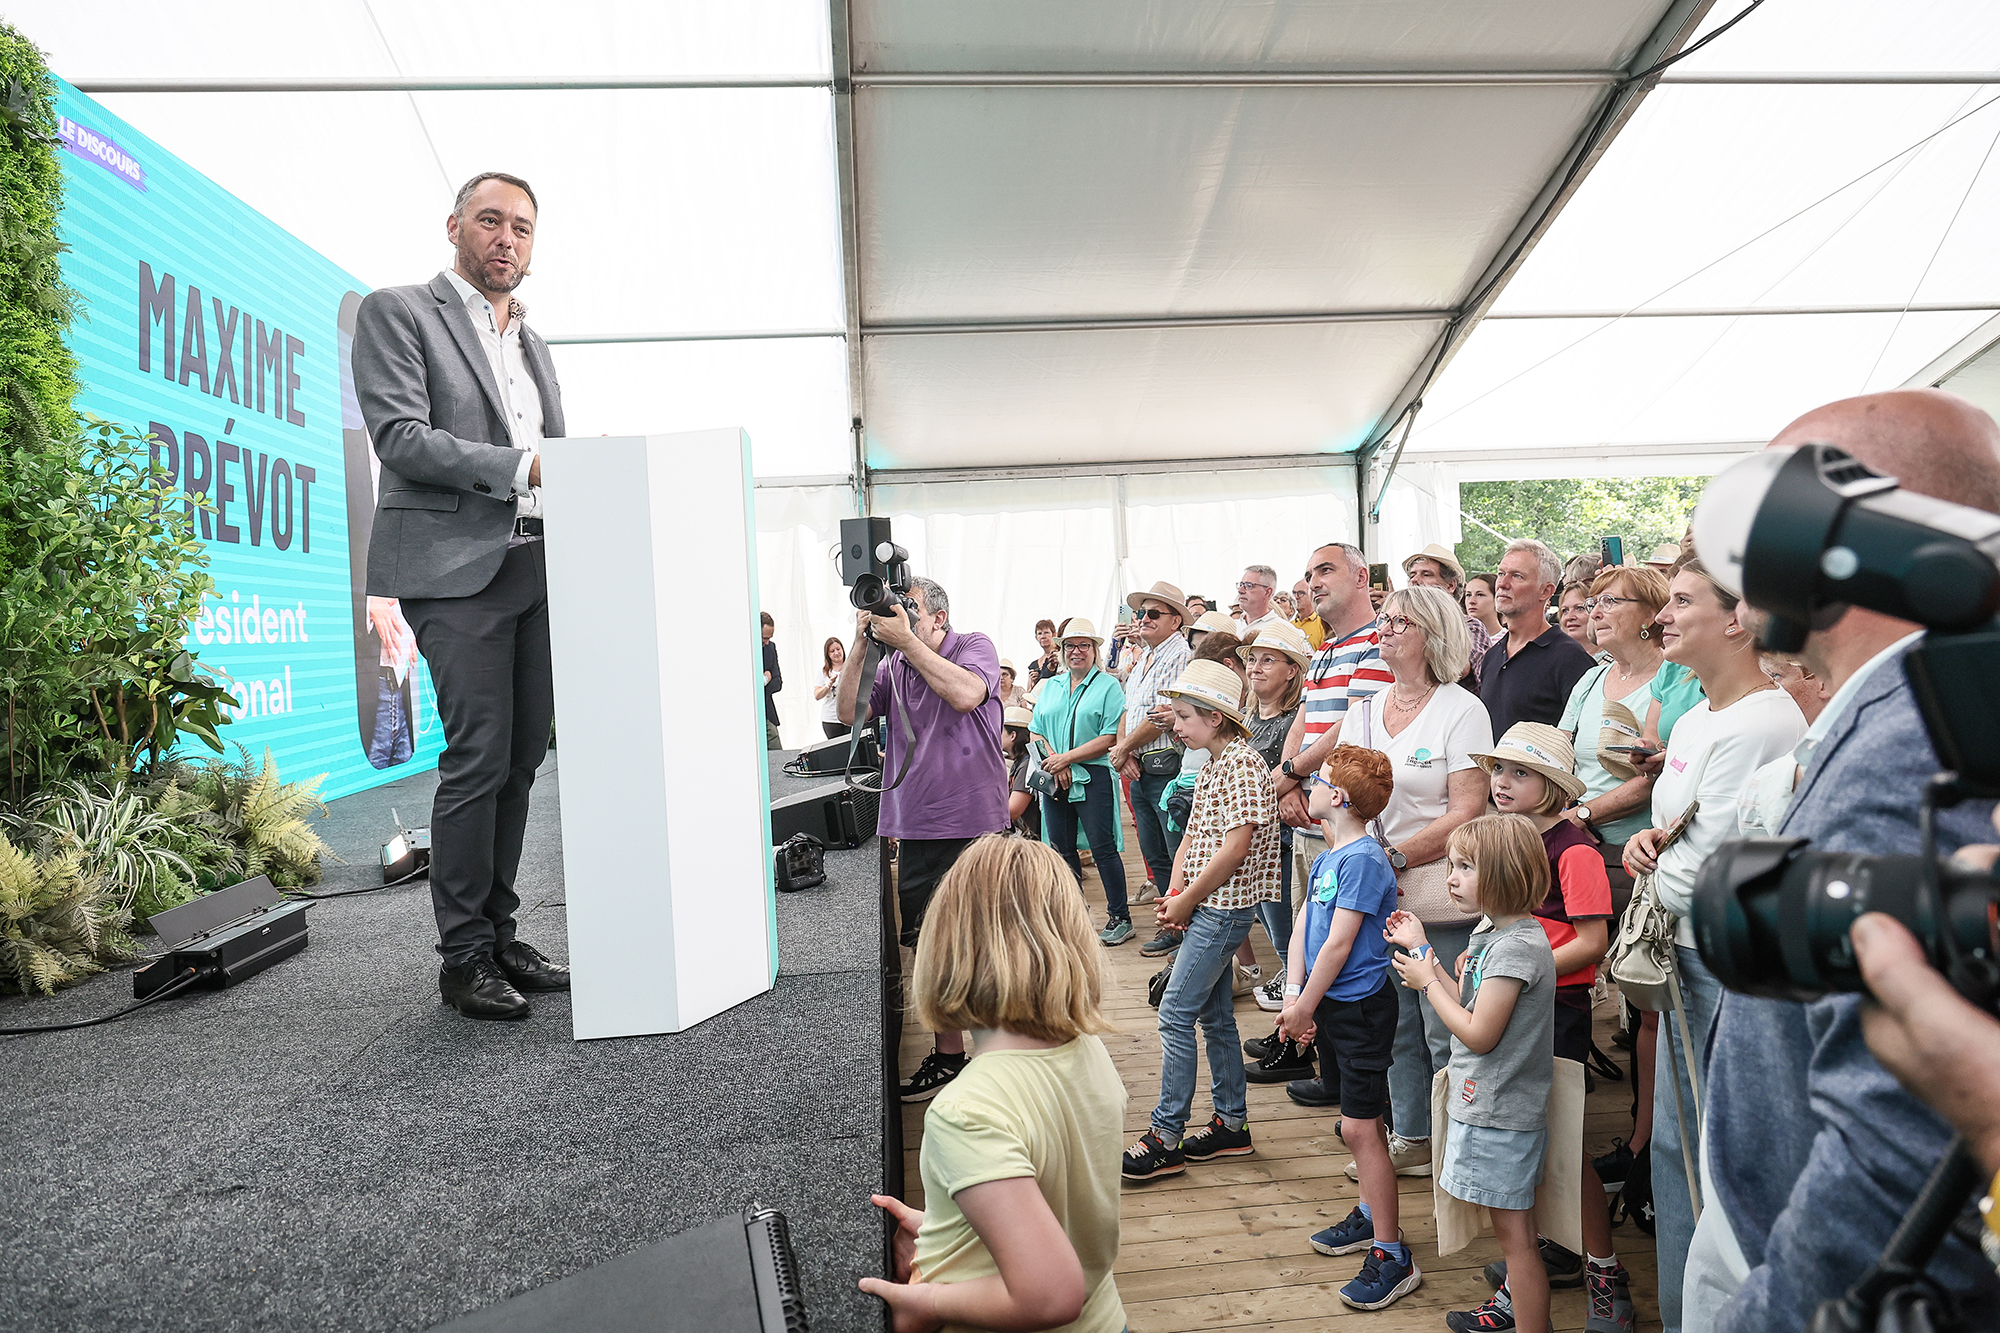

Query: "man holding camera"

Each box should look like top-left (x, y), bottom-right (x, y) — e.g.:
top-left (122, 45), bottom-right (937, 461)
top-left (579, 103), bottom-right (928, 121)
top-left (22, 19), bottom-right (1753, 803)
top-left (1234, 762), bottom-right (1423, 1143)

top-left (1692, 388), bottom-right (2000, 1332)
top-left (836, 575), bottom-right (1007, 1102)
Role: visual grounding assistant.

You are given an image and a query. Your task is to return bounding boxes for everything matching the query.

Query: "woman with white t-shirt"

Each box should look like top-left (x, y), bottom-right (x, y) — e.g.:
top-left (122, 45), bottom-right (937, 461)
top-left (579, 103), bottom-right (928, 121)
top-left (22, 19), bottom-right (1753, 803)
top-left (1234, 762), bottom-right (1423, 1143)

top-left (1345, 584), bottom-right (1494, 1176)
top-left (1623, 559), bottom-right (1807, 1333)
top-left (815, 637), bottom-right (849, 739)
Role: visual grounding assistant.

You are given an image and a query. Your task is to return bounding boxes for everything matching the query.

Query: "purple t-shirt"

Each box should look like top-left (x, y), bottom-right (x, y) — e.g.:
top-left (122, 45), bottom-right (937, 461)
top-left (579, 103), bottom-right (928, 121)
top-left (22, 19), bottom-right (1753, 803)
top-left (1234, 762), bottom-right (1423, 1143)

top-left (867, 628), bottom-right (1009, 840)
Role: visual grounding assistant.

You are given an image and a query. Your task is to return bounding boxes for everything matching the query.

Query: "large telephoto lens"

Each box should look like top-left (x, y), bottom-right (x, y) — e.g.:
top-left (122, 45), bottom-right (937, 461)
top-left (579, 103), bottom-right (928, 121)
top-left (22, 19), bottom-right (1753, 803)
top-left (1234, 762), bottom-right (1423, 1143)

top-left (1692, 837), bottom-right (2000, 1002)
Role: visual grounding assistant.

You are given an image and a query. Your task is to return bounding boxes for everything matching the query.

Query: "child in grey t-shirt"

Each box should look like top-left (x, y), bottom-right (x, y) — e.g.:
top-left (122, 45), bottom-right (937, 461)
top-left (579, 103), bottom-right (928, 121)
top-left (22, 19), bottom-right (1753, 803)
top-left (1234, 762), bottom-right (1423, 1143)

top-left (1387, 814), bottom-right (1557, 1333)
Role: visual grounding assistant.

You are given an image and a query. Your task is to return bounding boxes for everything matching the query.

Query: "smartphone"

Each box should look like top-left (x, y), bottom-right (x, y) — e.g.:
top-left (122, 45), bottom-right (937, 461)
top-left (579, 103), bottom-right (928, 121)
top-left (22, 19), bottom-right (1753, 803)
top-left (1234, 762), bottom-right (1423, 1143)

top-left (1368, 562), bottom-right (1389, 590)
top-left (1604, 745), bottom-right (1659, 758)
top-left (1601, 535), bottom-right (1625, 568)
top-left (1116, 603), bottom-right (1133, 626)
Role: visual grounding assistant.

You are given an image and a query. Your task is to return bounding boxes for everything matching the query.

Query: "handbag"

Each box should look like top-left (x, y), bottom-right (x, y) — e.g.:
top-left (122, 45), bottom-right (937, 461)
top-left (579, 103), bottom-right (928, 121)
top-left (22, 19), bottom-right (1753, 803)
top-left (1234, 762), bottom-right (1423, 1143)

top-left (1147, 955), bottom-right (1173, 1008)
top-left (1608, 740), bottom-right (1713, 1219)
top-left (1139, 747), bottom-right (1182, 777)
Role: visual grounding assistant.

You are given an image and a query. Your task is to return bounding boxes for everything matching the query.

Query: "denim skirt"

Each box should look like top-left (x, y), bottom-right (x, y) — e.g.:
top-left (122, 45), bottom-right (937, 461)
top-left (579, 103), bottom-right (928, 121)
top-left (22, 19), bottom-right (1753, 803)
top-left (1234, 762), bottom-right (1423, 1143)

top-left (1437, 1119), bottom-right (1549, 1211)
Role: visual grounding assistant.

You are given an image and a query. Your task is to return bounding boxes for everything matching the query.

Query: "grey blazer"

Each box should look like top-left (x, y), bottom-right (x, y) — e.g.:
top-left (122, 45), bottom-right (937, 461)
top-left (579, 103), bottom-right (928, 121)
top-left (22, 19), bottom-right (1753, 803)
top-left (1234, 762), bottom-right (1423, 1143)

top-left (354, 273), bottom-right (567, 600)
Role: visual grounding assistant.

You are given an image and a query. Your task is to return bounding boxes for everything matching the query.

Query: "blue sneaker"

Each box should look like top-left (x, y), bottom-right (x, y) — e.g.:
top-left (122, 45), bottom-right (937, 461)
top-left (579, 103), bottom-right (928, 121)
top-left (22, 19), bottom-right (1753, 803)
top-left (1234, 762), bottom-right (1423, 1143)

top-left (1339, 1245), bottom-right (1423, 1310)
top-left (1310, 1207), bottom-right (1400, 1257)
top-left (1099, 918), bottom-right (1135, 946)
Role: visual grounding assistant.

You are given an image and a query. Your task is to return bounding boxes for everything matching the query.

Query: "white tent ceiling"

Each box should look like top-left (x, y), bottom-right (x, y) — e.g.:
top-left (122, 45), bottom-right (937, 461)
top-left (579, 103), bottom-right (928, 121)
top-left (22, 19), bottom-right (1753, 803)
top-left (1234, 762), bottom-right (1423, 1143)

top-left (24, 0), bottom-right (2000, 741)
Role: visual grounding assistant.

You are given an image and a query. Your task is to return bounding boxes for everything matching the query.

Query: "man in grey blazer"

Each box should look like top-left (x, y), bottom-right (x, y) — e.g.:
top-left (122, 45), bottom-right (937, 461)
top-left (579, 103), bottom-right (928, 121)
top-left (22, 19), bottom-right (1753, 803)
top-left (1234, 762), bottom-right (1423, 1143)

top-left (1689, 389), bottom-right (2000, 1331)
top-left (354, 171), bottom-right (571, 1020)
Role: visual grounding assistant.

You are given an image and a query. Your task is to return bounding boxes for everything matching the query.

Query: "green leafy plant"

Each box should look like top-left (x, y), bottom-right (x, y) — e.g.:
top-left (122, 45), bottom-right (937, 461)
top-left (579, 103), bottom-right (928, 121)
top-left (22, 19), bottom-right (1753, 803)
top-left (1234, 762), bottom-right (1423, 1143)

top-left (15, 780), bottom-right (198, 920)
top-left (0, 830), bottom-right (134, 995)
top-left (149, 746), bottom-right (332, 890)
top-left (1456, 475), bottom-right (1708, 578)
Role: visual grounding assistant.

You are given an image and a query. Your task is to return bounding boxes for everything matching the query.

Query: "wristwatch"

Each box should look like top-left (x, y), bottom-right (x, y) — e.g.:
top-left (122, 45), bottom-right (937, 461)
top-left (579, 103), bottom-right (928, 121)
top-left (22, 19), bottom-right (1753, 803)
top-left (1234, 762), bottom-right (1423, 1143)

top-left (1385, 844), bottom-right (1408, 870)
top-left (1280, 759), bottom-right (1298, 780)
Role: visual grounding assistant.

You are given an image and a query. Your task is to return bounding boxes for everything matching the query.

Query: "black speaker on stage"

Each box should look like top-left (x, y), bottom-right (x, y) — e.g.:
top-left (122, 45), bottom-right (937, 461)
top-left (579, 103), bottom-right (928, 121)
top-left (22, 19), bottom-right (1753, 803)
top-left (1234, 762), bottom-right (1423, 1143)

top-left (770, 781), bottom-right (878, 850)
top-left (432, 1204), bottom-right (806, 1333)
top-left (788, 725), bottom-right (881, 776)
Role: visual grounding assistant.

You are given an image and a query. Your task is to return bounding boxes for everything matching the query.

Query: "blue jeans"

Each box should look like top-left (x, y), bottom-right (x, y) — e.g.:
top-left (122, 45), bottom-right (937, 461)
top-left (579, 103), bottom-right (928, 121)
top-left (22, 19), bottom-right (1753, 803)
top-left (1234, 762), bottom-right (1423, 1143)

top-left (1131, 766), bottom-right (1183, 889)
top-left (1256, 827), bottom-right (1294, 963)
top-left (1654, 944), bottom-right (1724, 1333)
top-left (1386, 918), bottom-right (1478, 1140)
top-left (1041, 768), bottom-right (1128, 921)
top-left (1152, 903), bottom-right (1257, 1141)
top-left (367, 671), bottom-right (415, 769)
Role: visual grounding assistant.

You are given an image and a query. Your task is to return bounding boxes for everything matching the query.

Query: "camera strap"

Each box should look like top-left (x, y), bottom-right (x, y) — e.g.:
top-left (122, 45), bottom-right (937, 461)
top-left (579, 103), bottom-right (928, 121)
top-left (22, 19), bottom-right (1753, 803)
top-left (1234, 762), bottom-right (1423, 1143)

top-left (844, 636), bottom-right (934, 798)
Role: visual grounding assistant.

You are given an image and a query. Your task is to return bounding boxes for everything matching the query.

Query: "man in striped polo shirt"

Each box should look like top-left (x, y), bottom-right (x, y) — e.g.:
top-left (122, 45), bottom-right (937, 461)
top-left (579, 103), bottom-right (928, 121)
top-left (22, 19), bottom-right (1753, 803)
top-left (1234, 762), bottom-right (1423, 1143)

top-left (1271, 542), bottom-right (1393, 926)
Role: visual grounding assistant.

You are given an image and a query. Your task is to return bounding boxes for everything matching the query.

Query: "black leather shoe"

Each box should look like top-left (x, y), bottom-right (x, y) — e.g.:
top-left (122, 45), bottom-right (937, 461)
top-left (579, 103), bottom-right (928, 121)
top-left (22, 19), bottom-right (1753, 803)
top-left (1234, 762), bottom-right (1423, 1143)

top-left (496, 940), bottom-right (570, 992)
top-left (1286, 1077), bottom-right (1338, 1108)
top-left (440, 958), bottom-right (530, 1020)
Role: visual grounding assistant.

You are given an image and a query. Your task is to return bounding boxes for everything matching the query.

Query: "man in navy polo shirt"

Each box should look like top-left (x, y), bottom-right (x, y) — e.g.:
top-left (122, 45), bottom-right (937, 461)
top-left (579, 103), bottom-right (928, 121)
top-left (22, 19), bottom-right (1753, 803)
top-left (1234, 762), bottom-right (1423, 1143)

top-left (1478, 539), bottom-right (1594, 739)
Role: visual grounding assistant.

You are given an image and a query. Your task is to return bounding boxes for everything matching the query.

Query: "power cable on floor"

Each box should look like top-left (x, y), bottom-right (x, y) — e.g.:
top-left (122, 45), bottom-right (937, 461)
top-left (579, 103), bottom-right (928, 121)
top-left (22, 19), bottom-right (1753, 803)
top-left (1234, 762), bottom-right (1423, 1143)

top-left (287, 863), bottom-right (430, 901)
top-left (0, 966), bottom-right (202, 1036)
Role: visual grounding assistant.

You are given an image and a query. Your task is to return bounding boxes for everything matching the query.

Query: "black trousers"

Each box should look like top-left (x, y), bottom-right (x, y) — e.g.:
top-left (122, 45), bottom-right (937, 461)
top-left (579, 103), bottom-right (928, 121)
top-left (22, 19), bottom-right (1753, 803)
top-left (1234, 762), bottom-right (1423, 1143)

top-left (896, 837), bottom-right (976, 948)
top-left (400, 541), bottom-right (555, 967)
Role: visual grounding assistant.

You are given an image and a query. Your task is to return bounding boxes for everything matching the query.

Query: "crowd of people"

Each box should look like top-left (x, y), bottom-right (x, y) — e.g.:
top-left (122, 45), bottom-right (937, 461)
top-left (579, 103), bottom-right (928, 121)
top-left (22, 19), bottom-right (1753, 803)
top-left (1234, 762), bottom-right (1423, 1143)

top-left (832, 387), bottom-right (2000, 1333)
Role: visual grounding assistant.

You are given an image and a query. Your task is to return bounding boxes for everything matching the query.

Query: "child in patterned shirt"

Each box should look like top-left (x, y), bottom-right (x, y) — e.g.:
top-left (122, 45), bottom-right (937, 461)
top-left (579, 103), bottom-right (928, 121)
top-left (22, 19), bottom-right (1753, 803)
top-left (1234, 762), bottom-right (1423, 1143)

top-left (1122, 660), bottom-right (1283, 1182)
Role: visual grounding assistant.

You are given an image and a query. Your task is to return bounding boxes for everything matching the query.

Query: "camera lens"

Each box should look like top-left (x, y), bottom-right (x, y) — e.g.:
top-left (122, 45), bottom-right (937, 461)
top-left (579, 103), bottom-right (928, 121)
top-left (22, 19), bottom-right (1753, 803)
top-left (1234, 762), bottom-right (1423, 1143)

top-left (1693, 838), bottom-right (2000, 1002)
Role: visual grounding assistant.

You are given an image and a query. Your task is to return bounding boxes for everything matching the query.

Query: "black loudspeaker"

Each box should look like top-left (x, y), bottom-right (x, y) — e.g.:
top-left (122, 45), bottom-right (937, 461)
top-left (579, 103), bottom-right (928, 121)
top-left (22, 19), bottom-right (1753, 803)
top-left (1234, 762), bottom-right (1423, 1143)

top-left (432, 1205), bottom-right (806, 1333)
top-left (770, 781), bottom-right (877, 850)
top-left (131, 875), bottom-right (310, 998)
top-left (788, 727), bottom-right (881, 776)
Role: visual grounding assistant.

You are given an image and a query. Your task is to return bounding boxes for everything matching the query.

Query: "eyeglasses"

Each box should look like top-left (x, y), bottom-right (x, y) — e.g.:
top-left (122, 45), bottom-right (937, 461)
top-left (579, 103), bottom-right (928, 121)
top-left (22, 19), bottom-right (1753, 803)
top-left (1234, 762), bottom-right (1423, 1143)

top-left (1378, 614), bottom-right (1420, 636)
top-left (1308, 773), bottom-right (1340, 794)
top-left (1135, 607), bottom-right (1173, 621)
top-left (1236, 580), bottom-right (1275, 592)
top-left (1583, 595), bottom-right (1637, 612)
top-left (1064, 641), bottom-right (1096, 651)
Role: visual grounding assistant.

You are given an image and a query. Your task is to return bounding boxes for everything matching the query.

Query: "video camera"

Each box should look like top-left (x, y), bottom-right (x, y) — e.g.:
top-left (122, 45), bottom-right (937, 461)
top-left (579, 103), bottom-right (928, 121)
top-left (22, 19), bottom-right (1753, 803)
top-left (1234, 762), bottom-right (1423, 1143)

top-left (1686, 443), bottom-right (2000, 1012)
top-left (839, 517), bottom-right (920, 632)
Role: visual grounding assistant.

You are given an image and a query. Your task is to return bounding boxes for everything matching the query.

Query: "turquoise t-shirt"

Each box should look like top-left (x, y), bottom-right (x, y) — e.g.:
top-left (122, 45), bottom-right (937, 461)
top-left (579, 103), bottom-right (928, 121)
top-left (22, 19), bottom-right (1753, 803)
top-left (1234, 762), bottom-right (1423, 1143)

top-left (1649, 662), bottom-right (1707, 744)
top-left (1559, 665), bottom-right (1653, 846)
top-left (1030, 669), bottom-right (1124, 784)
top-left (1301, 840), bottom-right (1399, 1002)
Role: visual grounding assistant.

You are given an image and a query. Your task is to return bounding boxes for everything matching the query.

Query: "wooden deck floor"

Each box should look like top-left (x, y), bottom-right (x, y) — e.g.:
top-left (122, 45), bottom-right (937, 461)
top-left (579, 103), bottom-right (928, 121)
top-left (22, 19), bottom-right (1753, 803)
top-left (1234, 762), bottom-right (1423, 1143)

top-left (895, 838), bottom-right (1660, 1332)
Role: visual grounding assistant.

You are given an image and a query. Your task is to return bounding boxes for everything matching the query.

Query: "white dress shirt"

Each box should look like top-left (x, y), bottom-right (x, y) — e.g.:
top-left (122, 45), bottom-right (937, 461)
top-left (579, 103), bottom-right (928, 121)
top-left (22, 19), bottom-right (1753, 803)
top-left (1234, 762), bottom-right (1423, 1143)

top-left (441, 268), bottom-right (543, 520)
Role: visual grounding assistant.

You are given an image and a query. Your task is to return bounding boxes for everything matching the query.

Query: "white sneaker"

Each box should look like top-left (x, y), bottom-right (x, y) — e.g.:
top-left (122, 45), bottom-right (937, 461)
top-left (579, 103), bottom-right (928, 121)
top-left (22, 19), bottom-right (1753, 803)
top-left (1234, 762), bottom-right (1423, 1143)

top-left (1233, 963), bottom-right (1261, 996)
top-left (1255, 974), bottom-right (1286, 1012)
top-left (1344, 1133), bottom-right (1434, 1180)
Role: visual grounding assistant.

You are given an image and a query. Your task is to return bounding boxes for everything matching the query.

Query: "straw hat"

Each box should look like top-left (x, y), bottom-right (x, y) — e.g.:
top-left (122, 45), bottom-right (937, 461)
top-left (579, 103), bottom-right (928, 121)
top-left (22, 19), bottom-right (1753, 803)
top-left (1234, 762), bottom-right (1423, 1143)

top-left (1472, 722), bottom-right (1586, 800)
top-left (1003, 705), bottom-right (1033, 730)
top-left (1596, 695), bottom-right (1645, 780)
top-left (1645, 542), bottom-right (1682, 568)
top-left (1159, 659), bottom-right (1248, 725)
top-left (1191, 610), bottom-right (1236, 636)
top-left (1236, 619), bottom-right (1313, 668)
top-left (1125, 580), bottom-right (1191, 623)
top-left (1058, 617), bottom-right (1104, 646)
top-left (1000, 658), bottom-right (1016, 673)
top-left (1402, 543), bottom-right (1465, 584)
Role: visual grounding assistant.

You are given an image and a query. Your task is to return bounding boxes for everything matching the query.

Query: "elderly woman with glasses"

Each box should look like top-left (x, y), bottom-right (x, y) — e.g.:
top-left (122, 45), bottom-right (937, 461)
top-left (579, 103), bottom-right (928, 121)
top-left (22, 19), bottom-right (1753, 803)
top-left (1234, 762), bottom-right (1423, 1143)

top-left (1328, 584), bottom-right (1494, 1174)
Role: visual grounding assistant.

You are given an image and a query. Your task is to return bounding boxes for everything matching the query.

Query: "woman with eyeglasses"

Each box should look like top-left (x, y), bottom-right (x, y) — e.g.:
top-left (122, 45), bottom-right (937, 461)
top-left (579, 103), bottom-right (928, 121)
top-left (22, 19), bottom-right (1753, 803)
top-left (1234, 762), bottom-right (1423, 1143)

top-left (1558, 581), bottom-right (1600, 658)
top-left (1331, 584), bottom-right (1494, 1176)
top-left (1556, 566), bottom-right (1670, 904)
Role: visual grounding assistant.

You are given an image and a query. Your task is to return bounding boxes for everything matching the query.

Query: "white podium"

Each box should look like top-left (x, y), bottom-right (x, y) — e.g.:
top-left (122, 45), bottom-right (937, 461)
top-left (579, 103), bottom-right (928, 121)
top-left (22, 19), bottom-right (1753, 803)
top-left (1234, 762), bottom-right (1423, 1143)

top-left (538, 430), bottom-right (776, 1039)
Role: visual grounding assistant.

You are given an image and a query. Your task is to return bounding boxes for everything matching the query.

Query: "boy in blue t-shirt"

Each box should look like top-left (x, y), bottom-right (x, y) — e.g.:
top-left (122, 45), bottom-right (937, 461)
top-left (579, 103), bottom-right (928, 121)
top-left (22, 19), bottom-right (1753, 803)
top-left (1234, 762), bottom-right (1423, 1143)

top-left (1275, 744), bottom-right (1417, 1311)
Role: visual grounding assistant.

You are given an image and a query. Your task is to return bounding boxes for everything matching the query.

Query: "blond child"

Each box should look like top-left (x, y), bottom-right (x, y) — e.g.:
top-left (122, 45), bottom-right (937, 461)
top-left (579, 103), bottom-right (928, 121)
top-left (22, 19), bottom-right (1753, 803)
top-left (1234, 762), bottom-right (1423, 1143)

top-left (862, 835), bottom-right (1127, 1333)
top-left (1387, 814), bottom-right (1558, 1333)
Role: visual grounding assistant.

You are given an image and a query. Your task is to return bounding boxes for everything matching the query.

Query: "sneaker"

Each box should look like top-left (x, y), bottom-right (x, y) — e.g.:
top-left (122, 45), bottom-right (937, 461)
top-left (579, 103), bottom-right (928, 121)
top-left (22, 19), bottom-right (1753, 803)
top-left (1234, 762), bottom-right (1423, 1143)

top-left (1132, 879), bottom-right (1159, 904)
top-left (1592, 1138), bottom-right (1636, 1193)
top-left (1140, 927), bottom-right (1184, 957)
top-left (1233, 962), bottom-right (1261, 996)
top-left (897, 1048), bottom-right (967, 1103)
top-left (1483, 1236), bottom-right (1585, 1290)
top-left (1339, 1245), bottom-right (1423, 1310)
top-left (1099, 918), bottom-right (1135, 947)
top-left (1122, 1130), bottom-right (1185, 1181)
top-left (1244, 1037), bottom-right (1315, 1084)
top-left (1254, 974), bottom-right (1286, 1011)
top-left (1310, 1206), bottom-right (1403, 1256)
top-left (1446, 1287), bottom-right (1516, 1333)
top-left (1243, 1022), bottom-right (1282, 1060)
top-left (1181, 1113), bottom-right (1255, 1162)
top-left (1286, 1077), bottom-right (1338, 1108)
top-left (1345, 1132), bottom-right (1433, 1180)
top-left (1585, 1263), bottom-right (1636, 1333)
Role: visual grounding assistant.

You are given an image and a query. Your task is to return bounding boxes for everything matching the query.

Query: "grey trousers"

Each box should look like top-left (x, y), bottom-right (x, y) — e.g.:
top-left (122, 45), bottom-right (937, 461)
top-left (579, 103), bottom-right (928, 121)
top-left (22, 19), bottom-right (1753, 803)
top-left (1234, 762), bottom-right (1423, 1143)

top-left (400, 541), bottom-right (555, 968)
